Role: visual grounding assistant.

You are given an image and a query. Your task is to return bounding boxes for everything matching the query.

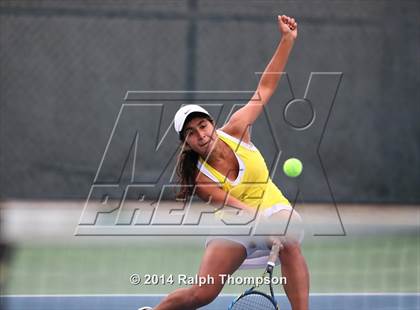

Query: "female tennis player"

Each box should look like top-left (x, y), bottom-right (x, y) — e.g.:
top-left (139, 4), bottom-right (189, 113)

top-left (146, 15), bottom-right (309, 310)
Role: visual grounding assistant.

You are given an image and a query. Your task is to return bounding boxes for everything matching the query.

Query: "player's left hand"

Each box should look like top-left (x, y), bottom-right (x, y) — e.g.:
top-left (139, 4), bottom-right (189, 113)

top-left (278, 15), bottom-right (298, 39)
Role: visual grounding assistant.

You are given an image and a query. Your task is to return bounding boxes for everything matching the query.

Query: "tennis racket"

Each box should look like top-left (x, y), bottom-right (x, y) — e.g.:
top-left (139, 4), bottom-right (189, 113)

top-left (228, 240), bottom-right (282, 310)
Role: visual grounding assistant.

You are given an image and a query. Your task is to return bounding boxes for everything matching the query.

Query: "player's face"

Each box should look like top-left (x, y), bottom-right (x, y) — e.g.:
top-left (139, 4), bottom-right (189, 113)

top-left (183, 117), bottom-right (217, 155)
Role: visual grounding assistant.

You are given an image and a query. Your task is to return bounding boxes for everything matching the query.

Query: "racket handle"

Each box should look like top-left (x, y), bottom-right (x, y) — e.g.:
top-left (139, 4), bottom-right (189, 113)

top-left (267, 240), bottom-right (282, 267)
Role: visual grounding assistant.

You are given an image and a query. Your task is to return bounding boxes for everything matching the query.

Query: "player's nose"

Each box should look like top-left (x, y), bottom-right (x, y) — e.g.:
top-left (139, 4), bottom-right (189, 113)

top-left (198, 129), bottom-right (206, 140)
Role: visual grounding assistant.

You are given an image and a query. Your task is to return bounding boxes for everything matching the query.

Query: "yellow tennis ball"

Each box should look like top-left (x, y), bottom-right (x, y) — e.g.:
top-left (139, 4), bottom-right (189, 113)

top-left (283, 157), bottom-right (303, 177)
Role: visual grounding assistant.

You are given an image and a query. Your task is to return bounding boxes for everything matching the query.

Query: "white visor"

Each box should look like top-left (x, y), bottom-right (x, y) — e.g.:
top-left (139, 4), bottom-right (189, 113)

top-left (173, 104), bottom-right (211, 134)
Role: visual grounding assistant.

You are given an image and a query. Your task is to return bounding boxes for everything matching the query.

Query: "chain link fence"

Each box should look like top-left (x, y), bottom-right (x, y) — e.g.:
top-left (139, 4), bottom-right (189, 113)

top-left (0, 0), bottom-right (419, 202)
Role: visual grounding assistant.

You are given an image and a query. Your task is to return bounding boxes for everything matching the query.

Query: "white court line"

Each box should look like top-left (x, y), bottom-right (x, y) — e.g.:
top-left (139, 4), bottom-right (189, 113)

top-left (3, 293), bottom-right (420, 298)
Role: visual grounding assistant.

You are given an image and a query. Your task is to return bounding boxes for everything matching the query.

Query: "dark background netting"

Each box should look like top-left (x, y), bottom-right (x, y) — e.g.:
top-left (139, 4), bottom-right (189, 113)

top-left (1, 0), bottom-right (419, 202)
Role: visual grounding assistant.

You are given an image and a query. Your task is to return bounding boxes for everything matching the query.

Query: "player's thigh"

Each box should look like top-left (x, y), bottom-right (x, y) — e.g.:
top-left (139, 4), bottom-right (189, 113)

top-left (264, 209), bottom-right (304, 245)
top-left (195, 238), bottom-right (246, 294)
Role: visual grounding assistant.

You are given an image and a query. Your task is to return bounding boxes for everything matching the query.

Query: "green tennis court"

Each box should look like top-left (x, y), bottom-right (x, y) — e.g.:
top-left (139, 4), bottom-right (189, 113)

top-left (5, 234), bottom-right (419, 295)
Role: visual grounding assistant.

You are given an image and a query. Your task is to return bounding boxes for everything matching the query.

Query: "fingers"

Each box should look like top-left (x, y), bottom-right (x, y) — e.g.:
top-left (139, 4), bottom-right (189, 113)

top-left (279, 14), bottom-right (298, 30)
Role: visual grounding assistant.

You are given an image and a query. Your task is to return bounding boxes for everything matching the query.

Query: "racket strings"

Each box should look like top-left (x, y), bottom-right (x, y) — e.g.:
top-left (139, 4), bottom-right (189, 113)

top-left (230, 292), bottom-right (277, 309)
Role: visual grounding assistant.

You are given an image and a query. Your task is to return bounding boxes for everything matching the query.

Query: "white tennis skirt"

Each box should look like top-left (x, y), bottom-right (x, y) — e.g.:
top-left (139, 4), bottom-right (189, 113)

top-left (205, 204), bottom-right (304, 269)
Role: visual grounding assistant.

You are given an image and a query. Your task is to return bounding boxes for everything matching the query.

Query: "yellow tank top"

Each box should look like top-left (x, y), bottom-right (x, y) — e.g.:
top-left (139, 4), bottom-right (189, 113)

top-left (196, 130), bottom-right (290, 210)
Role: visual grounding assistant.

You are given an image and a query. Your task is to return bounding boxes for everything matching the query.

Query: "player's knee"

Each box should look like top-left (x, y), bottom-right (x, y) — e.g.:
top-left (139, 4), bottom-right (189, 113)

top-left (189, 284), bottom-right (220, 307)
top-left (281, 240), bottom-right (302, 259)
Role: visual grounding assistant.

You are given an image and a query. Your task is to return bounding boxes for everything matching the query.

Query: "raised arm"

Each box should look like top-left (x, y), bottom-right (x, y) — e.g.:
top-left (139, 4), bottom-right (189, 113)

top-left (222, 15), bottom-right (298, 141)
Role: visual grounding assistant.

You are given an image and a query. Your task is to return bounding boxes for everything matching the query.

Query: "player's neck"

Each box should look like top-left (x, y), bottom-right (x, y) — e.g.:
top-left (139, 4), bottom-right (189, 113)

top-left (205, 137), bottom-right (230, 165)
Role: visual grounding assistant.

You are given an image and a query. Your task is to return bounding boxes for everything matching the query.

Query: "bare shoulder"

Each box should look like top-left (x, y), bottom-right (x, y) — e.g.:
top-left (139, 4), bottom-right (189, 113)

top-left (195, 171), bottom-right (226, 202)
top-left (195, 170), bottom-right (219, 188)
top-left (219, 121), bottom-right (251, 144)
top-left (195, 170), bottom-right (212, 184)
